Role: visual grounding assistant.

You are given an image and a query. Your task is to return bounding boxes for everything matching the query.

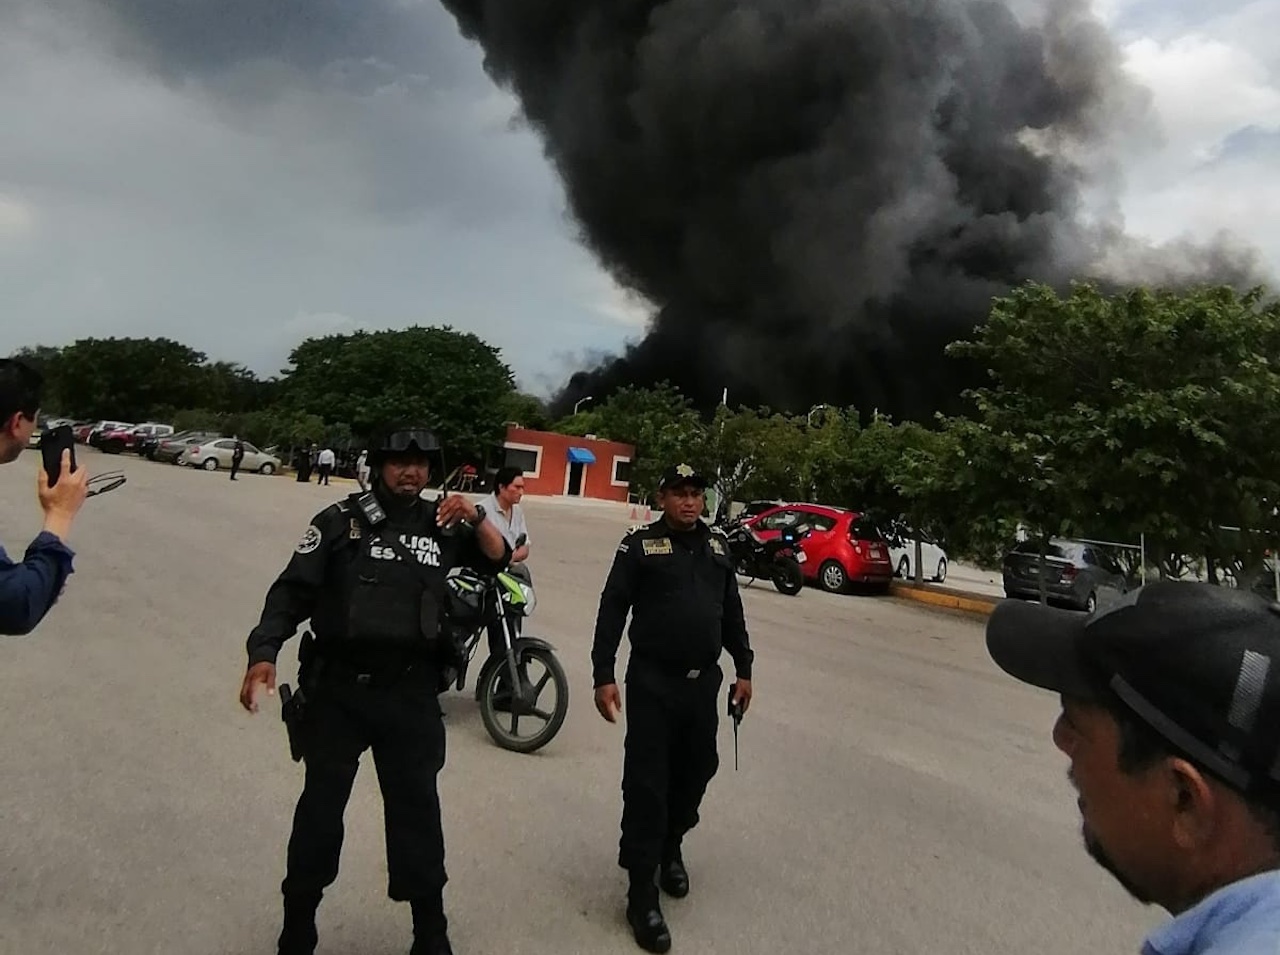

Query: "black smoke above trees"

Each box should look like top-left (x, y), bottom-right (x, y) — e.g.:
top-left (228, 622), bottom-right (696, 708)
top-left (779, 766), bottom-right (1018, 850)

top-left (439, 0), bottom-right (1267, 419)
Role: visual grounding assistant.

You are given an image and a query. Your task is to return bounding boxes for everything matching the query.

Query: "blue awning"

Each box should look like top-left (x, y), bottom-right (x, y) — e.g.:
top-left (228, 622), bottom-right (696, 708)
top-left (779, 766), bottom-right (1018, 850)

top-left (567, 447), bottom-right (596, 464)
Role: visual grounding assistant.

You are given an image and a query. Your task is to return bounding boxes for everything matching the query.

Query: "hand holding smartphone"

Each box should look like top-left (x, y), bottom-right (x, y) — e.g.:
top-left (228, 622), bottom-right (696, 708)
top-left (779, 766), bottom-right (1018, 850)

top-left (40, 425), bottom-right (76, 486)
top-left (37, 426), bottom-right (90, 538)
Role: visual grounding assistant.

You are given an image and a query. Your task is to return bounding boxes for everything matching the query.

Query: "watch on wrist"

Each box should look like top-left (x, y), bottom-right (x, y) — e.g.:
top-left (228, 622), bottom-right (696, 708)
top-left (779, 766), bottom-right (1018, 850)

top-left (469, 503), bottom-right (486, 525)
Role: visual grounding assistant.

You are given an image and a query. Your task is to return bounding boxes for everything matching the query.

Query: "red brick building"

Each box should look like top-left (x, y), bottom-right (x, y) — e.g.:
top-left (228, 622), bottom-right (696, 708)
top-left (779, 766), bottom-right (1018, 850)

top-left (498, 427), bottom-right (635, 502)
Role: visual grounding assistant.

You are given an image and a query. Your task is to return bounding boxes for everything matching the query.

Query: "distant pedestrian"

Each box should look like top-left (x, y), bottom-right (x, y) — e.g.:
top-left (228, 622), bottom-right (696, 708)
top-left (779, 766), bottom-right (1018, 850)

top-left (356, 449), bottom-right (370, 491)
top-left (317, 447), bottom-right (335, 486)
top-left (230, 437), bottom-right (245, 481)
top-left (987, 581), bottom-right (1280, 954)
top-left (294, 447), bottom-right (312, 483)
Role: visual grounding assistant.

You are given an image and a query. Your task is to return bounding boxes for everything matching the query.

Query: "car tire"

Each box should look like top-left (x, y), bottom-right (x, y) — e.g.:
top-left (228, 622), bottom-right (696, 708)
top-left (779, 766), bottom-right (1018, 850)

top-left (897, 556), bottom-right (910, 579)
top-left (258, 462), bottom-right (276, 475)
top-left (818, 560), bottom-right (848, 594)
top-left (202, 457), bottom-right (219, 471)
top-left (1085, 591), bottom-right (1098, 614)
top-left (934, 558), bottom-right (947, 583)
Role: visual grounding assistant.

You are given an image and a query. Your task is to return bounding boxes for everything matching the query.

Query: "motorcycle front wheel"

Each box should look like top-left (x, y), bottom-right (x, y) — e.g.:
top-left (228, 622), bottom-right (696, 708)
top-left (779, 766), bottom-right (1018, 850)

top-left (771, 556), bottom-right (804, 595)
top-left (478, 644), bottom-right (569, 754)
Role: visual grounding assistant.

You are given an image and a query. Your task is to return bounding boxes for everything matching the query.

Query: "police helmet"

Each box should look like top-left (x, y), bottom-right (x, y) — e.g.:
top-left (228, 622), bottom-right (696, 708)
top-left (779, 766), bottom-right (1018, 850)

top-left (365, 422), bottom-right (442, 468)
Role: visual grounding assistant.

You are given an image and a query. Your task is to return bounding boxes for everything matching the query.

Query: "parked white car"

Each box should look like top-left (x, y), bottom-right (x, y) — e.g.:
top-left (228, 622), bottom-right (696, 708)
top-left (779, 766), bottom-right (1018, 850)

top-left (883, 521), bottom-right (949, 583)
top-left (180, 438), bottom-right (281, 474)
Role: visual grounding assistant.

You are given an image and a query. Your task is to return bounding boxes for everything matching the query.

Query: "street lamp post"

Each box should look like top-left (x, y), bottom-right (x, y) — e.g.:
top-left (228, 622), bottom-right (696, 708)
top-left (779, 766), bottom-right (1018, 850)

top-left (573, 396), bottom-right (593, 415)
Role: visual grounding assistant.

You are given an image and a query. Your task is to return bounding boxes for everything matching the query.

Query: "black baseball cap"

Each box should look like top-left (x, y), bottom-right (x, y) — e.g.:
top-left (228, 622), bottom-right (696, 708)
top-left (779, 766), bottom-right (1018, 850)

top-left (987, 581), bottom-right (1280, 796)
top-left (658, 463), bottom-right (707, 491)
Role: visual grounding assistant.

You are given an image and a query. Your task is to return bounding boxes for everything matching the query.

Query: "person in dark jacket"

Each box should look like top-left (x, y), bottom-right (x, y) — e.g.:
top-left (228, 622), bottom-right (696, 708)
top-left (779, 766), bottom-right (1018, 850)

top-left (591, 463), bottom-right (754, 953)
top-left (230, 437), bottom-right (245, 480)
top-left (239, 423), bottom-right (509, 955)
top-left (0, 358), bottom-right (89, 636)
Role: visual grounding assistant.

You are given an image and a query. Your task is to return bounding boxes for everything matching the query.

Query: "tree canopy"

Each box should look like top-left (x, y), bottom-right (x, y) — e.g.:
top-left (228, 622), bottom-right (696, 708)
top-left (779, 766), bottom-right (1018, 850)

top-left (281, 325), bottom-right (515, 454)
top-left (14, 280), bottom-right (1280, 591)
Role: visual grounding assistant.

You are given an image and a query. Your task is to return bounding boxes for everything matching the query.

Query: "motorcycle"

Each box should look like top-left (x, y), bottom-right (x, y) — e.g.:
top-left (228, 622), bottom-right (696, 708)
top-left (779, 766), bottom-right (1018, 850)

top-left (716, 518), bottom-right (810, 596)
top-left (439, 535), bottom-right (569, 754)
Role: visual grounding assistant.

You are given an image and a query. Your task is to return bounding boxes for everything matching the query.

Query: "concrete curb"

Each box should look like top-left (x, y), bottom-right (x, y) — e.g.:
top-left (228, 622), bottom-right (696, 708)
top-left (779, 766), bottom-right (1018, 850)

top-left (889, 581), bottom-right (999, 617)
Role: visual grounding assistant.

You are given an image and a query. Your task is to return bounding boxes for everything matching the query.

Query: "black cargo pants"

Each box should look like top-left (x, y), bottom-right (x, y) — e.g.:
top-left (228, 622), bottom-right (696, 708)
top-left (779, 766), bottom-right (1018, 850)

top-left (281, 661), bottom-right (447, 904)
top-left (618, 658), bottom-right (723, 872)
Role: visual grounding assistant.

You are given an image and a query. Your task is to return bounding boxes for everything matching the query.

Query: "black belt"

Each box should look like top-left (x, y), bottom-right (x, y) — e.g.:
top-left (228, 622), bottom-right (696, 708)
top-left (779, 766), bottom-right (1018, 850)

top-left (632, 656), bottom-right (717, 680)
top-left (311, 653), bottom-right (431, 687)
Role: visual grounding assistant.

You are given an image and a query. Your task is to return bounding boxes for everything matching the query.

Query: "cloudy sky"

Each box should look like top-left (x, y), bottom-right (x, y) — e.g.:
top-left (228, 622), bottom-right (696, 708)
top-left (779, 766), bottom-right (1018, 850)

top-left (1, 0), bottom-right (1276, 396)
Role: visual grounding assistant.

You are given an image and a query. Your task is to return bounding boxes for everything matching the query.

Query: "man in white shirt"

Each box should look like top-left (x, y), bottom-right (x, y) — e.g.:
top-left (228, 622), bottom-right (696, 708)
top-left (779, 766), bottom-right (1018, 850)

top-left (477, 467), bottom-right (530, 564)
top-left (477, 467), bottom-right (531, 704)
top-left (316, 447), bottom-right (336, 486)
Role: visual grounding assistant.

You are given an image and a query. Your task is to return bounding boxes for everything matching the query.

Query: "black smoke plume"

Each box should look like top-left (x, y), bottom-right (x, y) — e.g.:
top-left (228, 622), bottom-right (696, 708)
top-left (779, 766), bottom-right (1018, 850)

top-left (440, 0), bottom-right (1266, 420)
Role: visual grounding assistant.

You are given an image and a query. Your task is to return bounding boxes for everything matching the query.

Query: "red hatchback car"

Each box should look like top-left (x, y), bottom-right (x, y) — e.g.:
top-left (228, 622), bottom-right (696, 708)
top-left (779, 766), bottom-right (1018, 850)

top-left (743, 503), bottom-right (894, 593)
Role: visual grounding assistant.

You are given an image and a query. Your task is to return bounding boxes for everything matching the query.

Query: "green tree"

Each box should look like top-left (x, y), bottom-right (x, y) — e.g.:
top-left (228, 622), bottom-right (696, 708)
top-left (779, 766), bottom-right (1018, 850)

top-left (280, 325), bottom-right (516, 457)
top-left (202, 361), bottom-right (277, 414)
top-left (13, 337), bottom-right (210, 421)
top-left (497, 391), bottom-right (552, 431)
top-left (801, 407), bottom-right (862, 506)
top-left (9, 346), bottom-right (67, 411)
top-left (946, 281), bottom-right (1280, 585)
top-left (557, 383), bottom-right (709, 498)
top-left (706, 406), bottom-right (809, 505)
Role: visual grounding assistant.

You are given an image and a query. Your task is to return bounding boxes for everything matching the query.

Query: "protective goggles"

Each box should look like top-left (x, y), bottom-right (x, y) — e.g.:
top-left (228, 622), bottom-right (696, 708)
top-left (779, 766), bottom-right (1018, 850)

top-left (380, 430), bottom-right (440, 453)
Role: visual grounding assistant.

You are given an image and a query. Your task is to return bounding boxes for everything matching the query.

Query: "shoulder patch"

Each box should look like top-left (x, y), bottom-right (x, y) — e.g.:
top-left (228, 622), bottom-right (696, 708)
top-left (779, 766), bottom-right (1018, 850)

top-left (295, 524), bottom-right (323, 555)
top-left (642, 537), bottom-right (673, 556)
top-left (709, 536), bottom-right (726, 556)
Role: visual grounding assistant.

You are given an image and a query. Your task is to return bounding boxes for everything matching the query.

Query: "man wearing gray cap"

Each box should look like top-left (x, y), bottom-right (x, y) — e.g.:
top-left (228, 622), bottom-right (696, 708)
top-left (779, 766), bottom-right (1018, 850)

top-left (986, 581), bottom-right (1280, 954)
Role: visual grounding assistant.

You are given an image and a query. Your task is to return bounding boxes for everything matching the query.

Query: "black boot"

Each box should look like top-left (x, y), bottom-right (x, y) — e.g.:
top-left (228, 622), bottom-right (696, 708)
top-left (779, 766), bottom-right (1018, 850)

top-left (659, 841), bottom-right (689, 899)
top-left (277, 895), bottom-right (320, 955)
top-left (625, 868), bottom-right (672, 954)
top-left (410, 895), bottom-right (454, 955)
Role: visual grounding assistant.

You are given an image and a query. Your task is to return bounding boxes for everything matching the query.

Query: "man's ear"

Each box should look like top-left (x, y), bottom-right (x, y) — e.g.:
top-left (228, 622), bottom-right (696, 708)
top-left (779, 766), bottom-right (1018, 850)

top-left (1167, 757), bottom-right (1218, 850)
top-left (0, 412), bottom-right (20, 438)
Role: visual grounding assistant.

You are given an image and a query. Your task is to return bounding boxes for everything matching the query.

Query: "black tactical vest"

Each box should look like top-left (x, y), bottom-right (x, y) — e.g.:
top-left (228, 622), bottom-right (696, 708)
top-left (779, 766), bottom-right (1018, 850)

top-left (341, 497), bottom-right (448, 647)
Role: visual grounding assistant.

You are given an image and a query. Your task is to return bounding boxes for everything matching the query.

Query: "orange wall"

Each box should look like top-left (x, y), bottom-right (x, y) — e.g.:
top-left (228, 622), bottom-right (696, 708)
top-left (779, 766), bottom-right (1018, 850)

top-left (502, 427), bottom-right (636, 502)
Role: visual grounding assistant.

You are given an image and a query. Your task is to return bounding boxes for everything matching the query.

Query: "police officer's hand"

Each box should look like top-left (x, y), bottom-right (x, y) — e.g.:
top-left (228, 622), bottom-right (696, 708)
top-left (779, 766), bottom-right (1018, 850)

top-left (731, 679), bottom-right (753, 716)
top-left (240, 662), bottom-right (277, 713)
top-left (436, 494), bottom-right (478, 528)
top-left (594, 683), bottom-right (622, 723)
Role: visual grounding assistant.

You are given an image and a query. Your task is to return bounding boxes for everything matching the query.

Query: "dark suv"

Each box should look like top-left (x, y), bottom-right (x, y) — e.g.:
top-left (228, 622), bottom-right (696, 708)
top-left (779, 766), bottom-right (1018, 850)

top-left (1002, 538), bottom-right (1129, 613)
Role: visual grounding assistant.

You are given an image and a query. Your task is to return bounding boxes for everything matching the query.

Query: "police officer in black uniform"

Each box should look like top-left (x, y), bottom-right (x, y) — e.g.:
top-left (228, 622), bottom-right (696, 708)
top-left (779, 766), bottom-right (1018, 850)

top-left (238, 423), bottom-right (510, 955)
top-left (591, 463), bottom-right (754, 953)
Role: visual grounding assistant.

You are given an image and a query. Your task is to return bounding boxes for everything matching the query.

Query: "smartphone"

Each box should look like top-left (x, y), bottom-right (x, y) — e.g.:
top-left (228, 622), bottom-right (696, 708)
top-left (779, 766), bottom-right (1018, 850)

top-left (41, 424), bottom-right (76, 486)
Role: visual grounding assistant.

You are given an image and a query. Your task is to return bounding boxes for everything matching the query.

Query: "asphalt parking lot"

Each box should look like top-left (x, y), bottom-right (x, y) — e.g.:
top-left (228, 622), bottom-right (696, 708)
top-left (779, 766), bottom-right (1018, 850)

top-left (0, 448), bottom-right (1160, 955)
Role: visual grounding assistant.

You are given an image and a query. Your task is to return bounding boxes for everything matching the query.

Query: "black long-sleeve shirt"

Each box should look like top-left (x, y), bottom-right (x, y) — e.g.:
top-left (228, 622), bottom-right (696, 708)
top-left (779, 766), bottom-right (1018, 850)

top-left (591, 518), bottom-right (753, 688)
top-left (0, 531), bottom-right (76, 636)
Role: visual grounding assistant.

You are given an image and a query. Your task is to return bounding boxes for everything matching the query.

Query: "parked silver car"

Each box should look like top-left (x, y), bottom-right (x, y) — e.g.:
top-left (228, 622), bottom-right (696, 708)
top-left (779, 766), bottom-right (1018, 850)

top-left (180, 438), bottom-right (281, 474)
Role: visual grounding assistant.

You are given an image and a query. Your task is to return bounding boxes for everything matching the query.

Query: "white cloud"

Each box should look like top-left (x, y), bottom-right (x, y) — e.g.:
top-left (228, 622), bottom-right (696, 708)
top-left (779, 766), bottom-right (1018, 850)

top-left (0, 192), bottom-right (35, 238)
top-left (579, 272), bottom-right (654, 330)
top-left (1081, 0), bottom-right (1280, 272)
top-left (1122, 34), bottom-right (1280, 161)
